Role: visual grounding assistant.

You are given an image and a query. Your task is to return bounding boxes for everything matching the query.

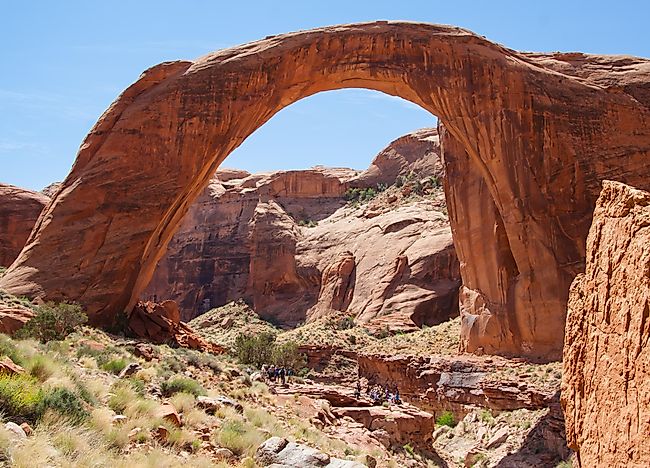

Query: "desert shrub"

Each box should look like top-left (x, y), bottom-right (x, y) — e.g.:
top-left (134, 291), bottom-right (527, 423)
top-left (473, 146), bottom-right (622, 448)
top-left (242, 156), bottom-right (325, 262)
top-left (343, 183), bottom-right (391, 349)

top-left (0, 374), bottom-right (44, 422)
top-left (161, 377), bottom-right (205, 397)
top-left (376, 182), bottom-right (388, 192)
top-left (404, 443), bottom-right (416, 457)
top-left (336, 316), bottom-right (356, 330)
top-left (27, 354), bottom-right (58, 381)
top-left (216, 419), bottom-right (264, 456)
top-left (297, 219), bottom-right (318, 228)
top-left (270, 341), bottom-right (306, 370)
top-left (16, 302), bottom-right (87, 342)
top-left (234, 332), bottom-right (276, 368)
top-left (436, 410), bottom-right (456, 428)
top-left (101, 358), bottom-right (127, 375)
top-left (0, 267), bottom-right (6, 277)
top-left (428, 175), bottom-right (442, 188)
top-left (108, 383), bottom-right (137, 414)
top-left (0, 334), bottom-right (25, 366)
top-left (38, 387), bottom-right (89, 424)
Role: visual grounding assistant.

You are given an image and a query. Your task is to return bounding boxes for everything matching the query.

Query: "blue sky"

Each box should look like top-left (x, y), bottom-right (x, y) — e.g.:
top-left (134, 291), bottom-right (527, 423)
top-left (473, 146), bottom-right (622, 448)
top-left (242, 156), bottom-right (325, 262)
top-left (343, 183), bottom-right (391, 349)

top-left (2, 1), bottom-right (648, 190)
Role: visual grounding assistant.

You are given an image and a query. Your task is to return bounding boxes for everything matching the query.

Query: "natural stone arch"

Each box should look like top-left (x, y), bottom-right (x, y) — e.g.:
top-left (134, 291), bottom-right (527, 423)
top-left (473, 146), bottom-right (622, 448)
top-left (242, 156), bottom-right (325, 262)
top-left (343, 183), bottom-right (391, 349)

top-left (2, 21), bottom-right (649, 361)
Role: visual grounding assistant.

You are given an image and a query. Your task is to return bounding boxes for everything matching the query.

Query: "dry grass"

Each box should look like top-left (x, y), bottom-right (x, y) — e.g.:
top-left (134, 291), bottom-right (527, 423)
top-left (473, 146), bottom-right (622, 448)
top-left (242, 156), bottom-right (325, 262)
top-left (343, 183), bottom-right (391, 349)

top-left (360, 316), bottom-right (461, 356)
top-left (188, 300), bottom-right (279, 349)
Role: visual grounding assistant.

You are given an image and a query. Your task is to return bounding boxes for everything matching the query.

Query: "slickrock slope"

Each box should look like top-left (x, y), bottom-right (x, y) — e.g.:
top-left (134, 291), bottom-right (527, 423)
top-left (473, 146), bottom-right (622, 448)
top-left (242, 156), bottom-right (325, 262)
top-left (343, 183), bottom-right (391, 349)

top-left (351, 128), bottom-right (442, 187)
top-left (562, 181), bottom-right (650, 468)
top-left (145, 129), bottom-right (459, 326)
top-left (0, 184), bottom-right (49, 267)
top-left (2, 22), bottom-right (649, 361)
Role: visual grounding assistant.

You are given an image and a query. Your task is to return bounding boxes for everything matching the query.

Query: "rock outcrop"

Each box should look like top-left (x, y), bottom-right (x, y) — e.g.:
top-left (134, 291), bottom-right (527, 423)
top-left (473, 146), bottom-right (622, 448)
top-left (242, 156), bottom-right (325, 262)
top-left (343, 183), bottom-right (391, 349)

top-left (562, 181), bottom-right (650, 467)
top-left (144, 132), bottom-right (459, 326)
top-left (2, 22), bottom-right (649, 361)
top-left (0, 184), bottom-right (49, 267)
top-left (128, 300), bottom-right (225, 354)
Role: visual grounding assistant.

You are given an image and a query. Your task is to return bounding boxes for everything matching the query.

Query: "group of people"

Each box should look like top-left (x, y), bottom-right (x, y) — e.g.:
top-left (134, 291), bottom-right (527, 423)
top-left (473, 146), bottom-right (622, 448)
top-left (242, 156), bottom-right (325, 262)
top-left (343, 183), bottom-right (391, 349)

top-left (261, 364), bottom-right (293, 385)
top-left (355, 380), bottom-right (402, 405)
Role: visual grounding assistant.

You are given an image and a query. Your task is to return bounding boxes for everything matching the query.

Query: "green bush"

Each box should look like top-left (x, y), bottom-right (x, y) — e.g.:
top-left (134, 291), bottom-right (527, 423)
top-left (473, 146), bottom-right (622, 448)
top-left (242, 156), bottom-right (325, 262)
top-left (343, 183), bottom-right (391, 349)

top-left (38, 387), bottom-right (89, 424)
top-left (336, 316), bottom-right (356, 330)
top-left (234, 332), bottom-right (276, 368)
top-left (436, 410), bottom-right (456, 428)
top-left (101, 358), bottom-right (128, 375)
top-left (0, 374), bottom-right (44, 422)
top-left (15, 302), bottom-right (87, 342)
top-left (270, 341), bottom-right (307, 370)
top-left (0, 267), bottom-right (6, 277)
top-left (161, 377), bottom-right (206, 397)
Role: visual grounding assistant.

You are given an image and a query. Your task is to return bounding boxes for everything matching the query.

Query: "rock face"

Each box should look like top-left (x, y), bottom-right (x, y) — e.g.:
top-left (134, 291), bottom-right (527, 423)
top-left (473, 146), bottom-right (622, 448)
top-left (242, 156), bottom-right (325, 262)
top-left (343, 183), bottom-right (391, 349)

top-left (144, 132), bottom-right (459, 326)
top-left (2, 22), bottom-right (649, 361)
top-left (0, 184), bottom-right (49, 267)
top-left (351, 128), bottom-right (442, 188)
top-left (127, 300), bottom-right (225, 354)
top-left (562, 181), bottom-right (650, 467)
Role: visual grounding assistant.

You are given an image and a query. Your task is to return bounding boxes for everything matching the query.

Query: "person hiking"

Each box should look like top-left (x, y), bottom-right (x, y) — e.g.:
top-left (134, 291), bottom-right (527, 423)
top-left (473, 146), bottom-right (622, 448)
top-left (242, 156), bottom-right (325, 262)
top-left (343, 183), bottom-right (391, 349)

top-left (354, 380), bottom-right (361, 399)
top-left (279, 366), bottom-right (286, 385)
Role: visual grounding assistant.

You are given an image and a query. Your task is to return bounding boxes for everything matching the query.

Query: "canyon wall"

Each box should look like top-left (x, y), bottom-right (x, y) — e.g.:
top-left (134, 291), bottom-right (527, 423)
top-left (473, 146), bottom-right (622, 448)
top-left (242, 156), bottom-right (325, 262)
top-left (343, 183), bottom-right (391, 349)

top-left (144, 129), bottom-right (460, 327)
top-left (562, 181), bottom-right (650, 467)
top-left (1, 22), bottom-right (649, 360)
top-left (0, 184), bottom-right (49, 268)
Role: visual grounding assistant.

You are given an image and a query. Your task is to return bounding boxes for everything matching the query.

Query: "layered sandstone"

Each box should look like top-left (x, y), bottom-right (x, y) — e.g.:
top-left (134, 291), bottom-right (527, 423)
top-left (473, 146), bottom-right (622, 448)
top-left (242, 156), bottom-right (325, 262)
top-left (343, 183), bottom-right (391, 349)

top-left (2, 22), bottom-right (649, 360)
top-left (144, 130), bottom-right (459, 326)
top-left (562, 181), bottom-right (650, 467)
top-left (0, 184), bottom-right (49, 267)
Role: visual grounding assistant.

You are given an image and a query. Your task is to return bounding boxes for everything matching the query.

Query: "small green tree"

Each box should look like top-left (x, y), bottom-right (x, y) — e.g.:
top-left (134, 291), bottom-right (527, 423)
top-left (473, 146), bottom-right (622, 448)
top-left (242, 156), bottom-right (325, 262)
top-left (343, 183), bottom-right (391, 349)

top-left (16, 302), bottom-right (87, 342)
top-left (234, 332), bottom-right (277, 368)
top-left (271, 341), bottom-right (307, 370)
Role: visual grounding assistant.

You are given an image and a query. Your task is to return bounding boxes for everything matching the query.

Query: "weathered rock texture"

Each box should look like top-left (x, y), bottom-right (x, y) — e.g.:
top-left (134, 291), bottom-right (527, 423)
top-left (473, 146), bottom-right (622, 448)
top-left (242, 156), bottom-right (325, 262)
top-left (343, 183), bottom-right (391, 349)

top-left (562, 181), bottom-right (650, 468)
top-left (2, 22), bottom-right (649, 360)
top-left (0, 184), bottom-right (49, 267)
top-left (128, 300), bottom-right (225, 354)
top-left (144, 133), bottom-right (458, 326)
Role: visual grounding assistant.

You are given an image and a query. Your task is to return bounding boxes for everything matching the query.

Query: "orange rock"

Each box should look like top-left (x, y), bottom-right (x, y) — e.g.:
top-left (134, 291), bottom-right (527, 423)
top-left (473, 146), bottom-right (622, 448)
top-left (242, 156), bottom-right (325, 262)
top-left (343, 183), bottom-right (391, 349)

top-left (562, 181), bottom-right (650, 467)
top-left (1, 22), bottom-right (648, 361)
top-left (0, 184), bottom-right (49, 268)
top-left (128, 301), bottom-right (224, 354)
top-left (19, 422), bottom-right (32, 436)
top-left (0, 357), bottom-right (24, 375)
top-left (157, 404), bottom-right (181, 427)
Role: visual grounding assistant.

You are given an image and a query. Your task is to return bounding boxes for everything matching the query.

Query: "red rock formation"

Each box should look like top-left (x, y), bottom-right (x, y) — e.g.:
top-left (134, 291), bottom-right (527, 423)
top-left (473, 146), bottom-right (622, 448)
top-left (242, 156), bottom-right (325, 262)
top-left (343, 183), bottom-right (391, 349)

top-left (562, 181), bottom-right (650, 467)
top-left (128, 300), bottom-right (224, 353)
top-left (0, 184), bottom-right (49, 267)
top-left (358, 353), bottom-right (559, 416)
top-left (144, 133), bottom-right (458, 326)
top-left (351, 128), bottom-right (442, 188)
top-left (2, 23), bottom-right (649, 361)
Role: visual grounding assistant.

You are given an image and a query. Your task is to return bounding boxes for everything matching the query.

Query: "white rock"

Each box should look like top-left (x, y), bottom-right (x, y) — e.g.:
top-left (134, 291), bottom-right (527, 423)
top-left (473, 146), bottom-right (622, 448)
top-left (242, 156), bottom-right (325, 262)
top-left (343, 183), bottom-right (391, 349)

top-left (4, 422), bottom-right (26, 440)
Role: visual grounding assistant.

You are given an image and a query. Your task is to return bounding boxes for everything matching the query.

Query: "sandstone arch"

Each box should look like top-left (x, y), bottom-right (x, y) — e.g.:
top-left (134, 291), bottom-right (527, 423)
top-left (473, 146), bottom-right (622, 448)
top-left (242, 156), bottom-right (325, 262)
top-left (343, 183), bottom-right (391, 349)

top-left (2, 22), bottom-right (649, 360)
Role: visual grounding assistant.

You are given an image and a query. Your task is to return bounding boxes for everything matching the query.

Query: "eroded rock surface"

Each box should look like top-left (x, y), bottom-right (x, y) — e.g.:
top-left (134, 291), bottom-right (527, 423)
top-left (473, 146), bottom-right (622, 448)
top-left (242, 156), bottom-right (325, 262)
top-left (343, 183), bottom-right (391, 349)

top-left (144, 131), bottom-right (459, 326)
top-left (2, 22), bottom-right (649, 361)
top-left (562, 181), bottom-right (650, 467)
top-left (0, 184), bottom-right (49, 267)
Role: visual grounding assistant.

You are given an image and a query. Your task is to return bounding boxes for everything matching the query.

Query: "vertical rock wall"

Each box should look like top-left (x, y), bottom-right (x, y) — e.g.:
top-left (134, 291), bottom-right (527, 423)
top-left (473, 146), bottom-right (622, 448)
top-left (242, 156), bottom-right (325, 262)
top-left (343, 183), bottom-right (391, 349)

top-left (562, 181), bottom-right (650, 467)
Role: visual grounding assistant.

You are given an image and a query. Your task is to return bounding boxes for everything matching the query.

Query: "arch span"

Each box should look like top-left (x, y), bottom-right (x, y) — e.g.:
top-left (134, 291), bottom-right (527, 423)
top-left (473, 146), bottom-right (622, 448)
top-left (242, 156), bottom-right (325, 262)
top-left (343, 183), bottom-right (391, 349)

top-left (2, 22), bottom-right (649, 360)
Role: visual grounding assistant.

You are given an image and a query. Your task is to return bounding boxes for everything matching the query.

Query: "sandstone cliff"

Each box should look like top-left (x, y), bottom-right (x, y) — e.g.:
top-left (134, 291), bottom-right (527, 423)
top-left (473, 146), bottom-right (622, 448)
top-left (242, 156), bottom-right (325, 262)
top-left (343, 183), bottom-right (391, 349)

top-left (144, 129), bottom-right (460, 327)
top-left (0, 184), bottom-right (49, 268)
top-left (562, 181), bottom-right (650, 467)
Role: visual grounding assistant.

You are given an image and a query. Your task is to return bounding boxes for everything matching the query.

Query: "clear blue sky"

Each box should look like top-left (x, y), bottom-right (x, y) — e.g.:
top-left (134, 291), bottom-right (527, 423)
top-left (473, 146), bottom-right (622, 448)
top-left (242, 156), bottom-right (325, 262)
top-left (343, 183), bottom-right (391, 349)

top-left (2, 1), bottom-right (648, 190)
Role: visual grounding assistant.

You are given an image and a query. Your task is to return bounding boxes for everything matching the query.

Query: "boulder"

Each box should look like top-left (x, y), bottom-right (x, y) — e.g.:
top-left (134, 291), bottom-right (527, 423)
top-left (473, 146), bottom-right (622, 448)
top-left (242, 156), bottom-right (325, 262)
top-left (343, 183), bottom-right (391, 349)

top-left (4, 422), bottom-right (26, 440)
top-left (255, 436), bottom-right (364, 467)
top-left (562, 181), bottom-right (650, 467)
top-left (127, 300), bottom-right (224, 354)
top-left (0, 356), bottom-right (24, 375)
top-left (118, 363), bottom-right (142, 378)
top-left (157, 404), bottom-right (181, 427)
